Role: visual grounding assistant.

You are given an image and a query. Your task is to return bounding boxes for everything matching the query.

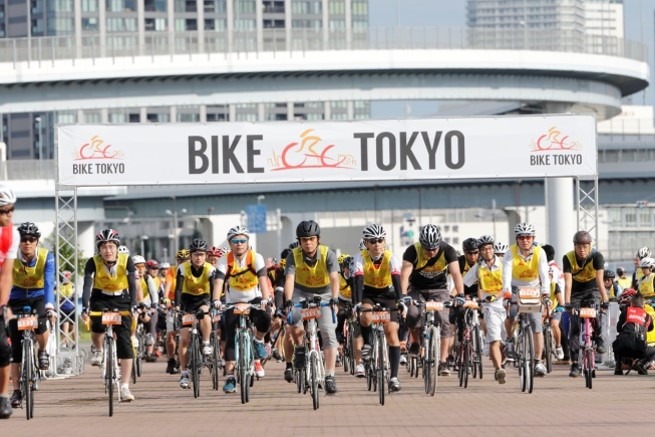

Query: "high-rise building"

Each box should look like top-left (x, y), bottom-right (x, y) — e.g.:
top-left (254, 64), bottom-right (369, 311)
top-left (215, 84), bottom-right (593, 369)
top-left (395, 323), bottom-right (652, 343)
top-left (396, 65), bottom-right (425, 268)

top-left (0, 0), bottom-right (370, 159)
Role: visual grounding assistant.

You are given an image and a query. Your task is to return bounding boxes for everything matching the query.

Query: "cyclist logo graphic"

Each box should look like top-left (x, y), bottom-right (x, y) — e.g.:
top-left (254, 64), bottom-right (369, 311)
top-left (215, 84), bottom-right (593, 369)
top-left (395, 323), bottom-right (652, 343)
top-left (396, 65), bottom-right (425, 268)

top-left (269, 128), bottom-right (356, 171)
top-left (531, 127), bottom-right (581, 153)
top-left (74, 135), bottom-right (124, 161)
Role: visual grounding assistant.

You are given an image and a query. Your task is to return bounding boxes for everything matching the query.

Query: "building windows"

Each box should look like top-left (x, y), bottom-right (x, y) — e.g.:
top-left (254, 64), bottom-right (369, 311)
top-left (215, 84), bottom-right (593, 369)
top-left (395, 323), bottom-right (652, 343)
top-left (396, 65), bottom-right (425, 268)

top-left (82, 0), bottom-right (99, 12)
top-left (145, 18), bottom-right (167, 32)
top-left (106, 0), bottom-right (137, 12)
top-left (82, 17), bottom-right (99, 31)
top-left (144, 0), bottom-right (167, 12)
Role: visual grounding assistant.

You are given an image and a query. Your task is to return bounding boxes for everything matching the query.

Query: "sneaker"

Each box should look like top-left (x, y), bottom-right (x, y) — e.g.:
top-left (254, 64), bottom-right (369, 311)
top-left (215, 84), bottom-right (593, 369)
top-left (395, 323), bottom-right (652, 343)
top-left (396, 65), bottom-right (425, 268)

top-left (202, 342), bottom-right (213, 356)
top-left (324, 375), bottom-right (337, 394)
top-left (361, 344), bottom-right (372, 361)
top-left (145, 354), bottom-right (157, 363)
top-left (495, 368), bottom-right (506, 384)
top-left (534, 362), bottom-right (547, 376)
top-left (354, 363), bottom-right (365, 378)
top-left (555, 346), bottom-right (564, 360)
top-left (569, 363), bottom-right (581, 378)
top-left (272, 350), bottom-right (283, 362)
top-left (284, 367), bottom-right (294, 383)
top-left (438, 361), bottom-right (450, 376)
top-left (408, 342), bottom-right (420, 355)
top-left (9, 390), bottom-right (21, 408)
top-left (595, 337), bottom-right (606, 355)
top-left (293, 346), bottom-right (306, 369)
top-left (90, 347), bottom-right (103, 366)
top-left (0, 396), bottom-right (12, 419)
top-left (634, 361), bottom-right (649, 375)
top-left (166, 358), bottom-right (177, 374)
top-left (179, 372), bottom-right (190, 389)
top-left (120, 384), bottom-right (135, 402)
top-left (253, 339), bottom-right (267, 360)
top-left (254, 361), bottom-right (265, 378)
top-left (38, 350), bottom-right (50, 370)
top-left (223, 376), bottom-right (237, 393)
top-left (399, 354), bottom-right (407, 365)
top-left (614, 364), bottom-right (623, 376)
top-left (388, 377), bottom-right (401, 393)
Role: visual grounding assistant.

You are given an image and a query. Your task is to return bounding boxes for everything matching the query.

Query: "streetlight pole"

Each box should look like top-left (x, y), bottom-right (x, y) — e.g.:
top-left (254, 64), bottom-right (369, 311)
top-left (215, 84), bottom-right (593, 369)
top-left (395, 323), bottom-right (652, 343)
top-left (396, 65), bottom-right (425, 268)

top-left (34, 116), bottom-right (42, 159)
top-left (166, 196), bottom-right (186, 257)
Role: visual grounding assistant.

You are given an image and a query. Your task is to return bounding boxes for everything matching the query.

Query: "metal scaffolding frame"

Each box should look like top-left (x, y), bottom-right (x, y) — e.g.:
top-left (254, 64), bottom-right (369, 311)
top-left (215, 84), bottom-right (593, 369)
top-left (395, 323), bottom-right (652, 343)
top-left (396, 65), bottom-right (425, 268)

top-left (575, 176), bottom-right (600, 241)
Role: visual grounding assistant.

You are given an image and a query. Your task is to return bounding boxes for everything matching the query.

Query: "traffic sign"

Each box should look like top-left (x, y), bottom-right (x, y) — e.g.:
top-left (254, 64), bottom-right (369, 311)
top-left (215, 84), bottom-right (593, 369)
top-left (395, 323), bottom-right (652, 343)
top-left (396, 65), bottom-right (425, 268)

top-left (245, 204), bottom-right (267, 233)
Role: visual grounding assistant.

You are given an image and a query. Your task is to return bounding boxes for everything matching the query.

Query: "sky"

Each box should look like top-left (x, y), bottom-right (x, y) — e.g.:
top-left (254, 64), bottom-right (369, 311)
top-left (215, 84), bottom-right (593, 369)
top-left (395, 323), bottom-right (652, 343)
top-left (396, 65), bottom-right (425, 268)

top-left (368, 0), bottom-right (654, 114)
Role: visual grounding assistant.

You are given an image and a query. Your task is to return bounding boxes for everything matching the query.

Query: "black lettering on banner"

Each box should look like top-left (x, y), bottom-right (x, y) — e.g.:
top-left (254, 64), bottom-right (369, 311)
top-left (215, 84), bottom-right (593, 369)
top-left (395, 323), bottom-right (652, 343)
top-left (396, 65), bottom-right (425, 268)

top-left (211, 136), bottom-right (220, 173)
top-left (222, 135), bottom-right (244, 174)
top-left (94, 163), bottom-right (125, 174)
top-left (399, 131), bottom-right (420, 170)
top-left (376, 132), bottom-right (396, 171)
top-left (444, 130), bottom-right (465, 169)
top-left (246, 135), bottom-right (264, 173)
top-left (188, 136), bottom-right (208, 174)
top-left (354, 132), bottom-right (375, 171)
top-left (421, 131), bottom-right (442, 169)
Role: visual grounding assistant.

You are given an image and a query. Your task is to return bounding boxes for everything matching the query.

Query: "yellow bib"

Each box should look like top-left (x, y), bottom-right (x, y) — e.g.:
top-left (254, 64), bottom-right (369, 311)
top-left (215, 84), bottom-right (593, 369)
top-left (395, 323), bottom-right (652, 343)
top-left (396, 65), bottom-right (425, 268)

top-left (339, 275), bottom-right (352, 299)
top-left (93, 253), bottom-right (129, 291)
top-left (639, 273), bottom-right (655, 298)
top-left (565, 251), bottom-right (597, 283)
top-left (363, 250), bottom-right (393, 289)
top-left (293, 245), bottom-right (330, 288)
top-left (181, 261), bottom-right (213, 296)
top-left (413, 242), bottom-right (447, 274)
top-left (478, 262), bottom-right (503, 295)
top-left (13, 247), bottom-right (48, 289)
top-left (549, 281), bottom-right (559, 309)
top-left (227, 250), bottom-right (260, 291)
top-left (59, 282), bottom-right (74, 299)
top-left (511, 245), bottom-right (540, 282)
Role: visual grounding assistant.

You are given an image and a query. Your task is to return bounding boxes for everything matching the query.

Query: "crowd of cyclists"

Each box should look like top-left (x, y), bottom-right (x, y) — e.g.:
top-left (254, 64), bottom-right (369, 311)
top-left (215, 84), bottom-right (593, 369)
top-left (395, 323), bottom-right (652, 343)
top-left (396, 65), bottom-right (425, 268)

top-left (2, 182), bottom-right (655, 418)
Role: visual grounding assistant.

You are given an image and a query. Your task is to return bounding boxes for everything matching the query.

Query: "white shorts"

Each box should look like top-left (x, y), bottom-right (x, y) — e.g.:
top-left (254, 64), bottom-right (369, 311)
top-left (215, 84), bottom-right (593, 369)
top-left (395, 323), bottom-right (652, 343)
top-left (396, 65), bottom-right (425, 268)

top-left (483, 303), bottom-right (507, 343)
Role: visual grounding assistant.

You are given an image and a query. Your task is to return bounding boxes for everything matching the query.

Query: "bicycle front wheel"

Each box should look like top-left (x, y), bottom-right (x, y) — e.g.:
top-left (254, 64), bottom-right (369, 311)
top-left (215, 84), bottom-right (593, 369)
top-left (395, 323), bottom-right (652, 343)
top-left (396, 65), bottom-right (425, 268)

top-left (523, 326), bottom-right (534, 394)
top-left (105, 337), bottom-right (115, 417)
top-left (238, 334), bottom-right (249, 404)
top-left (191, 334), bottom-right (201, 399)
top-left (543, 325), bottom-right (553, 374)
top-left (310, 353), bottom-right (319, 410)
top-left (377, 333), bottom-right (387, 405)
top-left (211, 331), bottom-right (221, 391)
top-left (425, 326), bottom-right (439, 396)
top-left (473, 325), bottom-right (483, 380)
top-left (584, 348), bottom-right (594, 389)
top-left (22, 339), bottom-right (34, 420)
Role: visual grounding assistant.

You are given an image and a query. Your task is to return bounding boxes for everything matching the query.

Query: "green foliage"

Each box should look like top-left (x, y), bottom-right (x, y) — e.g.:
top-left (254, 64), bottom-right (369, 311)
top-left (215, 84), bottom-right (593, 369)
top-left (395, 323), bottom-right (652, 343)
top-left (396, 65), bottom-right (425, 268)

top-left (44, 233), bottom-right (86, 276)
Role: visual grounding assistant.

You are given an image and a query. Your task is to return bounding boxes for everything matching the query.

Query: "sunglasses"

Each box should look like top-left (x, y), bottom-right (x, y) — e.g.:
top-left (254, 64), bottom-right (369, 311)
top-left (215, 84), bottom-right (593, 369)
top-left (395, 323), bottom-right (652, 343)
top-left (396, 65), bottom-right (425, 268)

top-left (21, 237), bottom-right (37, 243)
top-left (230, 238), bottom-right (248, 244)
top-left (366, 238), bottom-right (385, 244)
top-left (517, 235), bottom-right (533, 240)
top-left (0, 206), bottom-right (15, 215)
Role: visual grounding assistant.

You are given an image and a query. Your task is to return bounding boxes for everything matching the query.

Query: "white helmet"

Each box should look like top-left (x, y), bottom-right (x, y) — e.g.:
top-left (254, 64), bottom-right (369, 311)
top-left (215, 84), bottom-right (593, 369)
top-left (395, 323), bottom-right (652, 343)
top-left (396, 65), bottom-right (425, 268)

top-left (637, 247), bottom-right (651, 260)
top-left (477, 235), bottom-right (494, 249)
top-left (118, 245), bottom-right (130, 255)
top-left (362, 224), bottom-right (386, 240)
top-left (159, 262), bottom-right (171, 270)
top-left (227, 225), bottom-right (250, 241)
top-left (419, 224), bottom-right (441, 249)
top-left (493, 241), bottom-right (508, 255)
top-left (640, 257), bottom-right (655, 269)
top-left (132, 255), bottom-right (146, 265)
top-left (0, 184), bottom-right (16, 206)
top-left (514, 222), bottom-right (535, 236)
top-left (358, 239), bottom-right (366, 250)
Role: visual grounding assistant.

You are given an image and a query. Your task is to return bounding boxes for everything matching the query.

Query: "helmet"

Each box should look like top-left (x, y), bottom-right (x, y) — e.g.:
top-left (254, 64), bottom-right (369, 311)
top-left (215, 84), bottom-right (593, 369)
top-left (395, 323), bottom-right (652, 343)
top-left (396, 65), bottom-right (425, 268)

top-left (362, 224), bottom-right (386, 240)
top-left (288, 241), bottom-right (299, 249)
top-left (117, 245), bottom-right (130, 255)
top-left (616, 267), bottom-right (625, 276)
top-left (132, 255), bottom-right (146, 265)
top-left (17, 222), bottom-right (41, 239)
top-left (146, 259), bottom-right (159, 269)
top-left (477, 235), bottom-right (494, 249)
top-left (419, 224), bottom-right (441, 249)
top-left (514, 222), bottom-right (535, 236)
top-left (462, 238), bottom-right (479, 253)
top-left (639, 257), bottom-right (655, 269)
top-left (296, 220), bottom-right (320, 238)
top-left (95, 229), bottom-right (120, 249)
top-left (209, 246), bottom-right (227, 257)
top-left (61, 270), bottom-right (72, 283)
top-left (226, 225), bottom-right (250, 241)
top-left (159, 262), bottom-right (171, 270)
top-left (176, 249), bottom-right (190, 260)
top-left (337, 253), bottom-right (352, 268)
top-left (637, 247), bottom-right (651, 260)
top-left (189, 238), bottom-right (208, 253)
top-left (358, 239), bottom-right (366, 250)
top-left (573, 230), bottom-right (592, 244)
top-left (618, 288), bottom-right (637, 306)
top-left (493, 241), bottom-right (508, 255)
top-left (603, 270), bottom-right (616, 280)
top-left (0, 184), bottom-right (17, 206)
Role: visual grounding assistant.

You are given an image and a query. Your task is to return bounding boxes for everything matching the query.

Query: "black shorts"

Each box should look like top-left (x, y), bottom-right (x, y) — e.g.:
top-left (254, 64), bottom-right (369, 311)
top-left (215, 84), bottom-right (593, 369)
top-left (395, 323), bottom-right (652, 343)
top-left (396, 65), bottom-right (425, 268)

top-left (9, 296), bottom-right (48, 364)
top-left (362, 292), bottom-right (399, 322)
top-left (181, 293), bottom-right (210, 314)
top-left (89, 290), bottom-right (134, 360)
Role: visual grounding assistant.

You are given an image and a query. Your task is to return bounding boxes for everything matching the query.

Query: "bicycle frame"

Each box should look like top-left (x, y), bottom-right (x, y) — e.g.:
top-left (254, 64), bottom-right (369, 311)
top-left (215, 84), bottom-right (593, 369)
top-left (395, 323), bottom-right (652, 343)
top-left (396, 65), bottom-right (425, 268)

top-left (229, 303), bottom-right (258, 405)
top-left (16, 307), bottom-right (39, 420)
top-left (577, 306), bottom-right (597, 389)
top-left (421, 300), bottom-right (442, 396)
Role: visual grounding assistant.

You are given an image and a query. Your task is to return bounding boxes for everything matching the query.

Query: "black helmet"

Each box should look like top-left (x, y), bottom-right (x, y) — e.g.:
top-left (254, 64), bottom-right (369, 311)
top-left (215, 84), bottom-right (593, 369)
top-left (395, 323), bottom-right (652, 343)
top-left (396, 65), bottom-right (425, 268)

top-left (18, 222), bottom-right (41, 239)
top-left (296, 220), bottom-right (320, 238)
top-left (462, 238), bottom-right (478, 253)
top-left (288, 241), bottom-right (299, 249)
top-left (573, 230), bottom-right (592, 245)
top-left (604, 270), bottom-right (616, 280)
top-left (189, 239), bottom-right (208, 253)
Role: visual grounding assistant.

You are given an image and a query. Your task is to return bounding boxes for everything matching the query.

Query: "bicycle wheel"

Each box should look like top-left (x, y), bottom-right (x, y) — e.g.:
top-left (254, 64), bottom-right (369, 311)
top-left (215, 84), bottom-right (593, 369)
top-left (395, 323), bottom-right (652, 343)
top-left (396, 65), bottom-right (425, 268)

top-left (105, 337), bottom-right (115, 417)
top-left (584, 348), bottom-right (593, 389)
top-left (524, 325), bottom-right (534, 394)
top-left (458, 340), bottom-right (466, 388)
top-left (473, 325), bottom-right (483, 379)
top-left (377, 333), bottom-right (386, 405)
top-left (296, 367), bottom-right (304, 394)
top-left (463, 341), bottom-right (472, 389)
top-left (131, 357), bottom-right (138, 385)
top-left (543, 325), bottom-right (553, 374)
top-left (22, 339), bottom-right (33, 420)
top-left (347, 323), bottom-right (355, 375)
top-left (238, 334), bottom-right (249, 404)
top-left (310, 353), bottom-right (319, 410)
top-left (191, 334), bottom-right (200, 399)
top-left (425, 326), bottom-right (438, 396)
top-left (517, 329), bottom-right (527, 393)
top-left (211, 331), bottom-right (220, 391)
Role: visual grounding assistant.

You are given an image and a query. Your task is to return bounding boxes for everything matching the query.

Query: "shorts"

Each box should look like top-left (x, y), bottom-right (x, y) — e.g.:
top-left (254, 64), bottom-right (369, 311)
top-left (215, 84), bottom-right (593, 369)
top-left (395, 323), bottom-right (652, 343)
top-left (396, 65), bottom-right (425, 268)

top-left (89, 290), bottom-right (134, 360)
top-left (181, 293), bottom-right (210, 314)
top-left (9, 296), bottom-right (48, 364)
top-left (483, 302), bottom-right (506, 343)
top-left (289, 290), bottom-right (337, 350)
top-left (406, 288), bottom-right (452, 338)
top-left (362, 292), bottom-right (399, 323)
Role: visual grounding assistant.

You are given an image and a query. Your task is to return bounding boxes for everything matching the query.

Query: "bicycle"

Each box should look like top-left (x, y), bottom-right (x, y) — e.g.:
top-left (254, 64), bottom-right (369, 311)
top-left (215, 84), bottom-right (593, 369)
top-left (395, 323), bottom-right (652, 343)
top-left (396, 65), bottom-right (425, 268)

top-left (289, 296), bottom-right (333, 410)
top-left (515, 286), bottom-right (542, 394)
top-left (456, 300), bottom-right (481, 389)
top-left (209, 307), bottom-right (223, 391)
top-left (575, 305), bottom-right (598, 389)
top-left (16, 306), bottom-right (40, 420)
top-left (226, 302), bottom-right (262, 405)
top-left (341, 302), bottom-right (357, 375)
top-left (89, 308), bottom-right (130, 417)
top-left (132, 319), bottom-right (147, 383)
top-left (180, 309), bottom-right (208, 399)
top-left (541, 299), bottom-right (555, 374)
top-left (361, 304), bottom-right (390, 405)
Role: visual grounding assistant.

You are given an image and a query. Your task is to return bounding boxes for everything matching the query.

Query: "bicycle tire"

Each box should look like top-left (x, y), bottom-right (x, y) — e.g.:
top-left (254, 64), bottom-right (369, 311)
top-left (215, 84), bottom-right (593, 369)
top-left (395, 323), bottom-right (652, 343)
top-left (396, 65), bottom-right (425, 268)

top-left (584, 348), bottom-right (593, 389)
top-left (238, 333), bottom-right (248, 404)
top-left (131, 357), bottom-right (138, 385)
top-left (106, 337), bottom-right (115, 417)
top-left (191, 333), bottom-right (200, 399)
top-left (543, 325), bottom-right (553, 374)
top-left (310, 353), bottom-right (319, 410)
top-left (458, 340), bottom-right (466, 388)
top-left (473, 325), bottom-right (483, 380)
top-left (525, 325), bottom-right (534, 394)
top-left (425, 326), bottom-right (438, 396)
top-left (377, 332), bottom-right (386, 405)
top-left (463, 341), bottom-right (471, 389)
top-left (347, 322), bottom-right (355, 375)
top-left (295, 367), bottom-right (303, 394)
top-left (22, 339), bottom-right (33, 420)
top-left (517, 328), bottom-right (527, 393)
top-left (211, 331), bottom-right (220, 391)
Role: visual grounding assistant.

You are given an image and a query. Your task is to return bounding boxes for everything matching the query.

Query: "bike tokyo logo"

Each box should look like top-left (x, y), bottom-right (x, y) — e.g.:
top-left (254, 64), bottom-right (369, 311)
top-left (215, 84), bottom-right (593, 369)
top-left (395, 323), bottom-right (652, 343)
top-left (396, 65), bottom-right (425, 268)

top-left (268, 128), bottom-right (356, 171)
top-left (531, 127), bottom-right (582, 153)
top-left (72, 135), bottom-right (126, 176)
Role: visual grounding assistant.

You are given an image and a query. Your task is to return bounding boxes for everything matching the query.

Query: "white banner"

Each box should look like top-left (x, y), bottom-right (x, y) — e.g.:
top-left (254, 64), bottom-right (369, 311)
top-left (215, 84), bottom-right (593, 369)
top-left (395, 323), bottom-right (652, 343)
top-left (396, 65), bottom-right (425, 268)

top-left (56, 115), bottom-right (597, 186)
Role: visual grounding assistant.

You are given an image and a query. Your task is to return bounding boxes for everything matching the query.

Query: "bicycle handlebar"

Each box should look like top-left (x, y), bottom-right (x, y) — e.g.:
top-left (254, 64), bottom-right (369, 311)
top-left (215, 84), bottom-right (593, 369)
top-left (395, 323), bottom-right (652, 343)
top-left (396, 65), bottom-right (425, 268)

top-left (288, 299), bottom-right (336, 324)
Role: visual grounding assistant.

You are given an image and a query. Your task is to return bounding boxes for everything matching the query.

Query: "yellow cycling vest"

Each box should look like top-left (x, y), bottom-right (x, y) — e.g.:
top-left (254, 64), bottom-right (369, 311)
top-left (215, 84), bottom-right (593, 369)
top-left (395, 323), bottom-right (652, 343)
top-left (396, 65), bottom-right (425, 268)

top-left (549, 281), bottom-right (560, 309)
top-left (510, 245), bottom-right (540, 282)
top-left (293, 245), bottom-right (330, 288)
top-left (181, 261), bottom-right (213, 296)
top-left (362, 250), bottom-right (393, 289)
top-left (413, 242), bottom-right (447, 274)
top-left (339, 274), bottom-right (352, 299)
top-left (565, 251), bottom-right (597, 283)
top-left (617, 277), bottom-right (631, 290)
top-left (59, 282), bottom-right (74, 299)
top-left (93, 253), bottom-right (129, 291)
top-left (226, 250), bottom-right (260, 291)
top-left (477, 262), bottom-right (503, 295)
top-left (639, 273), bottom-right (655, 298)
top-left (13, 247), bottom-right (48, 289)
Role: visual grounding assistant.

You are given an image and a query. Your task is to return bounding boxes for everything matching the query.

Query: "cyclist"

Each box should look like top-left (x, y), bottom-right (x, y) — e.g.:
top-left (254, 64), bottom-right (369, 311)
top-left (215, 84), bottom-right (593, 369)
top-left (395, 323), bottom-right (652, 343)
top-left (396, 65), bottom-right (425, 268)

top-left (0, 185), bottom-right (19, 419)
top-left (283, 220), bottom-right (340, 394)
top-left (207, 246), bottom-right (226, 268)
top-left (452, 237), bottom-right (480, 346)
top-left (353, 224), bottom-right (403, 392)
top-left (58, 270), bottom-right (76, 349)
top-left (9, 222), bottom-right (56, 408)
top-left (563, 230), bottom-right (609, 377)
top-left (612, 292), bottom-right (655, 375)
top-left (502, 223), bottom-right (550, 377)
top-left (616, 267), bottom-right (631, 290)
top-left (213, 226), bottom-right (271, 393)
top-left (135, 256), bottom-right (160, 362)
top-left (631, 247), bottom-right (651, 289)
top-left (336, 253), bottom-right (364, 377)
top-left (81, 229), bottom-right (137, 402)
top-left (604, 270), bottom-right (622, 301)
top-left (546, 267), bottom-right (565, 360)
top-left (175, 239), bottom-right (215, 389)
top-left (401, 224), bottom-right (464, 376)
top-left (494, 241), bottom-right (508, 258)
top-left (164, 249), bottom-right (190, 374)
top-left (637, 257), bottom-right (655, 300)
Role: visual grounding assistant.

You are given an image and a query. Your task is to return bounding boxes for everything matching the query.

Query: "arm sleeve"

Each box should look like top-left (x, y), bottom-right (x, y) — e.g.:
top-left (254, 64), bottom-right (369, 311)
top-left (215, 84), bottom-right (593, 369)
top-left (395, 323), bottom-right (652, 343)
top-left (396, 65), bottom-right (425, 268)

top-left (147, 276), bottom-right (159, 306)
top-left (175, 267), bottom-right (184, 306)
top-left (44, 252), bottom-right (56, 306)
top-left (354, 275), bottom-right (364, 304)
top-left (82, 257), bottom-right (96, 309)
top-left (391, 274), bottom-right (401, 300)
top-left (126, 257), bottom-right (137, 307)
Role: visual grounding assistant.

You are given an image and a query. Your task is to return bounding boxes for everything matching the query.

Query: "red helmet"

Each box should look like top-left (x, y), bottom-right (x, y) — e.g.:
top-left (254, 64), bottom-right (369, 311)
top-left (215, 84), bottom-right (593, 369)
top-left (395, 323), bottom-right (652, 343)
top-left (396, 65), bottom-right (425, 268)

top-left (208, 246), bottom-right (227, 258)
top-left (146, 259), bottom-right (159, 269)
top-left (618, 288), bottom-right (637, 306)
